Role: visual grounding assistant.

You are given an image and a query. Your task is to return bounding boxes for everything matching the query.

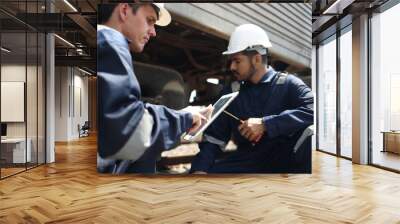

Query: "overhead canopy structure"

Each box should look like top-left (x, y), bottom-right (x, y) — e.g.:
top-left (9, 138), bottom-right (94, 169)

top-left (166, 3), bottom-right (312, 70)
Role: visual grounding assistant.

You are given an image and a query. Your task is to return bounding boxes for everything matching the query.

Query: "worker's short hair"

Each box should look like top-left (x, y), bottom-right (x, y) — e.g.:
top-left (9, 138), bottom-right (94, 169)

top-left (98, 3), bottom-right (159, 24)
top-left (242, 49), bottom-right (269, 65)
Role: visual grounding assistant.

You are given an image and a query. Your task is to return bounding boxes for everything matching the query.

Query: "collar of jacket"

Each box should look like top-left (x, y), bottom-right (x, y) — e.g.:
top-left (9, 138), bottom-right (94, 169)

top-left (241, 66), bottom-right (277, 86)
top-left (97, 24), bottom-right (132, 45)
top-left (259, 66), bottom-right (277, 83)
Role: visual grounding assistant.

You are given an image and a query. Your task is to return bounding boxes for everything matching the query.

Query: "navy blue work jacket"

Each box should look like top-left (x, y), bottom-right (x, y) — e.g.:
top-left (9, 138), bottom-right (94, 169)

top-left (190, 68), bottom-right (314, 172)
top-left (97, 25), bottom-right (193, 159)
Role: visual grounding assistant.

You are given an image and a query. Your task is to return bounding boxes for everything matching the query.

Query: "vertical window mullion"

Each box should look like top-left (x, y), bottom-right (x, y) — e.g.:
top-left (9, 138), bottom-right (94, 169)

top-left (25, 0), bottom-right (28, 171)
top-left (367, 10), bottom-right (373, 165)
top-left (36, 0), bottom-right (39, 167)
top-left (316, 44), bottom-right (320, 151)
top-left (337, 29), bottom-right (341, 157)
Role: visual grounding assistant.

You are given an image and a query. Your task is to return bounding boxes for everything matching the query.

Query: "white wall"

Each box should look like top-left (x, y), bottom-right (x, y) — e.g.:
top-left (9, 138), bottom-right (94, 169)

top-left (1, 82), bottom-right (25, 122)
top-left (1, 64), bottom-right (26, 81)
top-left (1, 63), bottom-right (45, 164)
top-left (55, 67), bottom-right (89, 141)
top-left (1, 65), bottom-right (29, 138)
top-left (73, 73), bottom-right (89, 136)
top-left (55, 66), bottom-right (69, 141)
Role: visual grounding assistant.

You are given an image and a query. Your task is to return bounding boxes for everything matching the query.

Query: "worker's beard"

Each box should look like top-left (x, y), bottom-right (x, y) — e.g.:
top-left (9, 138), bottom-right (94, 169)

top-left (245, 63), bottom-right (257, 82)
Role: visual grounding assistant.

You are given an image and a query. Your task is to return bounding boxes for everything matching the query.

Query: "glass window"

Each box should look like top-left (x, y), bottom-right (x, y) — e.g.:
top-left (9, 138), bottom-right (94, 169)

top-left (1, 12), bottom-right (28, 177)
top-left (27, 31), bottom-right (38, 169)
top-left (339, 28), bottom-right (352, 158)
top-left (371, 3), bottom-right (400, 171)
top-left (0, 0), bottom-right (46, 179)
top-left (318, 36), bottom-right (337, 154)
top-left (38, 32), bottom-right (45, 165)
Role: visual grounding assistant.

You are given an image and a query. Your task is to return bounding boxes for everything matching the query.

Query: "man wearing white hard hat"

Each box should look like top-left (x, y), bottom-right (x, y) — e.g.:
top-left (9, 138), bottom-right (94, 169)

top-left (190, 24), bottom-right (314, 173)
top-left (97, 3), bottom-right (210, 173)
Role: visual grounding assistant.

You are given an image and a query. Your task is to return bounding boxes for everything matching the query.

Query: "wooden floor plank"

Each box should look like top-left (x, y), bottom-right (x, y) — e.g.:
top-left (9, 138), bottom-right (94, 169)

top-left (0, 135), bottom-right (399, 223)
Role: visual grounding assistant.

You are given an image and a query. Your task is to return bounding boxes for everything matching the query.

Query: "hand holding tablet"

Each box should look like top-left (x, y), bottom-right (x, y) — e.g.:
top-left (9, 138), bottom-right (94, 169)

top-left (187, 105), bottom-right (213, 134)
top-left (183, 92), bottom-right (239, 141)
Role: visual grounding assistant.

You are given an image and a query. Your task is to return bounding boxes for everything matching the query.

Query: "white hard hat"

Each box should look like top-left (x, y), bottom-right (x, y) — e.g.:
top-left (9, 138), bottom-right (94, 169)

top-left (152, 3), bottom-right (171, 26)
top-left (223, 24), bottom-right (272, 55)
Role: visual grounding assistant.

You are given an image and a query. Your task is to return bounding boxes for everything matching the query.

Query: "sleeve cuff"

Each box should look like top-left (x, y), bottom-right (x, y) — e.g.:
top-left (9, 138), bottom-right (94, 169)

top-left (179, 111), bottom-right (193, 132)
top-left (263, 115), bottom-right (279, 138)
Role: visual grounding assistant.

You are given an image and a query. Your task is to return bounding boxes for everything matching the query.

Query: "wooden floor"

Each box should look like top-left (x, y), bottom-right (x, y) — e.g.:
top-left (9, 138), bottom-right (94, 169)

top-left (0, 167), bottom-right (26, 178)
top-left (372, 150), bottom-right (400, 171)
top-left (1, 136), bottom-right (400, 223)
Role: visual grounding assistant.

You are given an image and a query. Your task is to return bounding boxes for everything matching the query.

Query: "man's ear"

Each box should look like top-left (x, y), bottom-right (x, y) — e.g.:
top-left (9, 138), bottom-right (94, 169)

top-left (118, 3), bottom-right (129, 22)
top-left (252, 54), bottom-right (262, 66)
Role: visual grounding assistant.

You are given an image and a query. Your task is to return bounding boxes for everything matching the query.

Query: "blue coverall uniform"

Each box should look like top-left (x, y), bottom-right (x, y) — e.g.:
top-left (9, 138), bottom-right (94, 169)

top-left (190, 68), bottom-right (314, 173)
top-left (97, 25), bottom-right (193, 173)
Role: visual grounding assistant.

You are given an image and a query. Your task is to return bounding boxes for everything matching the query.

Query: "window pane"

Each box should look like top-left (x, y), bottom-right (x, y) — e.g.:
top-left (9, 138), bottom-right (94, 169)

top-left (38, 32), bottom-right (45, 165)
top-left (0, 0), bottom-right (46, 178)
top-left (318, 37), bottom-right (337, 154)
top-left (27, 31), bottom-right (38, 169)
top-left (371, 3), bottom-right (400, 171)
top-left (1, 6), bottom-right (28, 177)
top-left (340, 29), bottom-right (352, 158)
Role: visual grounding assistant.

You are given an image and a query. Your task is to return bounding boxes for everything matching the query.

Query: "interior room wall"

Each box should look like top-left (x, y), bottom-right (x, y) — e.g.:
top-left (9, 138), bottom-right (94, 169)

top-left (88, 77), bottom-right (97, 132)
top-left (1, 63), bottom-right (44, 164)
top-left (54, 67), bottom-right (89, 141)
top-left (55, 66), bottom-right (70, 141)
top-left (1, 64), bottom-right (37, 138)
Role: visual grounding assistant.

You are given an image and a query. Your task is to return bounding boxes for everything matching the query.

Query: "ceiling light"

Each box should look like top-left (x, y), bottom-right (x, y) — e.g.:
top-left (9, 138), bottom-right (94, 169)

top-left (206, 78), bottom-right (219, 85)
top-left (322, 0), bottom-right (354, 15)
top-left (54, 34), bottom-right (75, 48)
top-left (1, 47), bottom-right (11, 53)
top-left (78, 67), bottom-right (93, 76)
top-left (189, 90), bottom-right (197, 103)
top-left (63, 0), bottom-right (78, 12)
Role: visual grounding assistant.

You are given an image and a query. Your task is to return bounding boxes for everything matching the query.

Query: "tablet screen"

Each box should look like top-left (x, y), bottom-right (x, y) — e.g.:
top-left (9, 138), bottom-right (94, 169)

top-left (183, 91), bottom-right (239, 141)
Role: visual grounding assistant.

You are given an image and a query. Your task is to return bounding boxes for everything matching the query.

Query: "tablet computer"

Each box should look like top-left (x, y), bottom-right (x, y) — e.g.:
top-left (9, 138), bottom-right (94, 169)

top-left (183, 91), bottom-right (239, 141)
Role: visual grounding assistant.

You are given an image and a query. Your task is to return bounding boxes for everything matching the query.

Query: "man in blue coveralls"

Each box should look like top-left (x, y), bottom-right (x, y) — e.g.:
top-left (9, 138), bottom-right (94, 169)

top-left (97, 3), bottom-right (210, 173)
top-left (190, 24), bottom-right (314, 173)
